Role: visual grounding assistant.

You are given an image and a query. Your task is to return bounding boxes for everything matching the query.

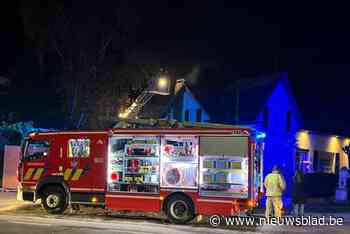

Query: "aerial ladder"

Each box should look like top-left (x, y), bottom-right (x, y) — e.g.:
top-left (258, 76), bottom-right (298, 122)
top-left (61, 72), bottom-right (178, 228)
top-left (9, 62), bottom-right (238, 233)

top-left (114, 73), bottom-right (171, 128)
top-left (114, 73), bottom-right (238, 129)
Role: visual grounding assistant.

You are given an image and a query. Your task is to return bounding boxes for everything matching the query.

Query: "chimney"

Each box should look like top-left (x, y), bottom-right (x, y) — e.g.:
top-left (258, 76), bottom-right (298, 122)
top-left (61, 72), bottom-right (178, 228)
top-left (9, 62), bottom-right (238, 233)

top-left (174, 79), bottom-right (185, 94)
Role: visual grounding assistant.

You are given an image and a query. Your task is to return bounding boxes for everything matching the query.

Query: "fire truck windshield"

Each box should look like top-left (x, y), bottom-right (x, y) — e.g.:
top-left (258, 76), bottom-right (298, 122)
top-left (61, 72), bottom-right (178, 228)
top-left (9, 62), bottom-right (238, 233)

top-left (23, 139), bottom-right (50, 161)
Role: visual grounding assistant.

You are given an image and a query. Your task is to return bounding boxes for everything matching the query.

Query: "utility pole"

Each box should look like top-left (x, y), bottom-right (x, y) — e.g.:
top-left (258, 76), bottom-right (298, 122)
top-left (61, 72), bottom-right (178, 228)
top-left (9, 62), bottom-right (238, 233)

top-left (234, 80), bottom-right (240, 125)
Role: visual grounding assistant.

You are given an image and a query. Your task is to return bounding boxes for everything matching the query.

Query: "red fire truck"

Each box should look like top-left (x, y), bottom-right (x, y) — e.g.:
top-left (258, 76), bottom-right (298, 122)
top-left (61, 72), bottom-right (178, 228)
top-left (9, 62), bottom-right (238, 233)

top-left (17, 127), bottom-right (264, 224)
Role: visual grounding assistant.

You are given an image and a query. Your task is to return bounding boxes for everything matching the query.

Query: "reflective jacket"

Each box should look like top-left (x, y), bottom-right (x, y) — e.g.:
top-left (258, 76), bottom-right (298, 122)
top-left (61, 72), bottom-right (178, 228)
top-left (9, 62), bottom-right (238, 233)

top-left (264, 171), bottom-right (286, 197)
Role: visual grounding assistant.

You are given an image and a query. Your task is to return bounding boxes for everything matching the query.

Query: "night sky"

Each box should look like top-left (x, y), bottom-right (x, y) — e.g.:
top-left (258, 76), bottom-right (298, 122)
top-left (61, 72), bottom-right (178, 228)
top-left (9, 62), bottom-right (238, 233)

top-left (1, 1), bottom-right (350, 134)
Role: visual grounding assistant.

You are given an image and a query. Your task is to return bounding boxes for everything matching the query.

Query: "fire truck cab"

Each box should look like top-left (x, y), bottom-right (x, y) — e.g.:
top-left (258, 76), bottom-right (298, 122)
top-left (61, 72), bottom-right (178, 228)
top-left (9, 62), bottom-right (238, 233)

top-left (18, 127), bottom-right (264, 224)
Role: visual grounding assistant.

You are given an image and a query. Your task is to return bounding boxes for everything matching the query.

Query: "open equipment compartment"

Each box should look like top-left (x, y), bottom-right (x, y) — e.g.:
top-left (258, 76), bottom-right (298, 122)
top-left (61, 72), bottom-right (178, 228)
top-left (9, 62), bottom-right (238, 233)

top-left (107, 135), bottom-right (160, 193)
top-left (160, 135), bottom-right (199, 188)
top-left (199, 136), bottom-right (249, 198)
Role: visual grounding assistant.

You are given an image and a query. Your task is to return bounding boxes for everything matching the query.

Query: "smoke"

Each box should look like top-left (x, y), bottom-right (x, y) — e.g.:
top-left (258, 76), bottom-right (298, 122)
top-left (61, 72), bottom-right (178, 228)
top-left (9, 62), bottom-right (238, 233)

top-left (185, 64), bottom-right (201, 85)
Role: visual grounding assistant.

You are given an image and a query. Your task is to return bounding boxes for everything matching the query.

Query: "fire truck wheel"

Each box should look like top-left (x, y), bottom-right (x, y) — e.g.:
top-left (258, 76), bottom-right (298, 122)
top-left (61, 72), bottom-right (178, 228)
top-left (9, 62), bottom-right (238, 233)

top-left (41, 186), bottom-right (67, 214)
top-left (166, 194), bottom-right (195, 224)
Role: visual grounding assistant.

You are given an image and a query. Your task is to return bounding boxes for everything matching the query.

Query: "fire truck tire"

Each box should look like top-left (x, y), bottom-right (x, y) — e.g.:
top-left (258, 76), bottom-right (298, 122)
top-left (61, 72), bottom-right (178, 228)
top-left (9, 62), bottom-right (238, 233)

top-left (41, 186), bottom-right (68, 214)
top-left (165, 194), bottom-right (195, 224)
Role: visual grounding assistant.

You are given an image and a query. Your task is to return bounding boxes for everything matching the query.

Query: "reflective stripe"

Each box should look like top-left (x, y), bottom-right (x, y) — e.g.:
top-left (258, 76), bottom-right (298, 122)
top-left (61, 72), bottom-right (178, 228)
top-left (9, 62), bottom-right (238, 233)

top-left (70, 188), bottom-right (90, 191)
top-left (106, 194), bottom-right (160, 200)
top-left (64, 168), bottom-right (72, 181)
top-left (24, 168), bottom-right (35, 180)
top-left (38, 131), bottom-right (105, 135)
top-left (71, 202), bottom-right (105, 205)
top-left (32, 168), bottom-right (44, 180)
top-left (92, 188), bottom-right (105, 192)
top-left (27, 162), bottom-right (45, 166)
top-left (70, 188), bottom-right (105, 192)
top-left (197, 199), bottom-right (233, 204)
top-left (71, 169), bottom-right (83, 181)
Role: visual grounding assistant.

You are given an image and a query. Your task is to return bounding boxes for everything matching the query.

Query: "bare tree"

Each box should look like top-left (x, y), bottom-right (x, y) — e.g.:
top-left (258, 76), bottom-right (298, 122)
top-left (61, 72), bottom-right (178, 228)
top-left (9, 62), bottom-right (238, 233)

top-left (20, 1), bottom-right (140, 129)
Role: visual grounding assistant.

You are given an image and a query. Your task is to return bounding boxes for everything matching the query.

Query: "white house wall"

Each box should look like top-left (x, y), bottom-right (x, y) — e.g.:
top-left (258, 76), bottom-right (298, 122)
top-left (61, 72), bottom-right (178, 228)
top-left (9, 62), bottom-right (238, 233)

top-left (297, 131), bottom-right (350, 171)
top-left (256, 80), bottom-right (301, 198)
top-left (182, 88), bottom-right (210, 122)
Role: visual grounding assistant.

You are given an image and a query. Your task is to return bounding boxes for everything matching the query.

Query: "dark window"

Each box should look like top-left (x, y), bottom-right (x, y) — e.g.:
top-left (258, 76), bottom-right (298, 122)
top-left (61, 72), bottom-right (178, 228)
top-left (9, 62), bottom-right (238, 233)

top-left (184, 109), bottom-right (189, 121)
top-left (263, 107), bottom-right (269, 129)
top-left (314, 150), bottom-right (335, 173)
top-left (286, 110), bottom-right (292, 132)
top-left (196, 108), bottom-right (202, 122)
top-left (335, 153), bottom-right (340, 176)
top-left (313, 150), bottom-right (319, 172)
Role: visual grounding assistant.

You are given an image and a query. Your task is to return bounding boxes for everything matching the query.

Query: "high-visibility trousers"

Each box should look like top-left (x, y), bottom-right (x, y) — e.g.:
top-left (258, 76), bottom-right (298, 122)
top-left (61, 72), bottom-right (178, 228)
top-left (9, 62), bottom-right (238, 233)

top-left (265, 196), bottom-right (283, 218)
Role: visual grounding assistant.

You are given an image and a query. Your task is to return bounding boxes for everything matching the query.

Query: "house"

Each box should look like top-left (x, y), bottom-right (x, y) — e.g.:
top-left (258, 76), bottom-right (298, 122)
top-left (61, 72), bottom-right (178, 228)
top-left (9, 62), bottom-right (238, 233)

top-left (197, 72), bottom-right (302, 198)
top-left (138, 79), bottom-right (210, 123)
top-left (137, 71), bottom-right (349, 202)
top-left (296, 130), bottom-right (350, 175)
top-left (138, 73), bottom-right (300, 198)
top-left (201, 71), bottom-right (349, 198)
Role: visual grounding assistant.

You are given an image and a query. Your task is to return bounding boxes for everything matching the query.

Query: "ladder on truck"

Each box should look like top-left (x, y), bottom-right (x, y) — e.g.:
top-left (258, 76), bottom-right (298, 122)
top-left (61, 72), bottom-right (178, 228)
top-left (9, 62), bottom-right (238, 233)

top-left (114, 74), bottom-right (239, 129)
top-left (115, 118), bottom-right (240, 129)
top-left (117, 74), bottom-right (170, 121)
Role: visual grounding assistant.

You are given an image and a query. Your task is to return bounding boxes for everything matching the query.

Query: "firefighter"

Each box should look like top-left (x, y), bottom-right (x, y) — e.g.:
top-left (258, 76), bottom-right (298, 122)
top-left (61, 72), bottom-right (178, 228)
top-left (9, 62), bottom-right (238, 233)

top-left (264, 165), bottom-right (286, 218)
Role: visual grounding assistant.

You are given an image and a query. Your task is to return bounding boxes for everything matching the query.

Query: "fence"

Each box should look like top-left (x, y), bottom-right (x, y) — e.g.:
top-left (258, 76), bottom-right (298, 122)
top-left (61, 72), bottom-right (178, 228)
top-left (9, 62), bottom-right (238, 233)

top-left (2, 145), bottom-right (20, 191)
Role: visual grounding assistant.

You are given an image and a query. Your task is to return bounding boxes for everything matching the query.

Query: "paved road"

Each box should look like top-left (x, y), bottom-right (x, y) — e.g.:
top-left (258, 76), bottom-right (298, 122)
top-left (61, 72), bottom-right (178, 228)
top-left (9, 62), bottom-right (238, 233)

top-left (0, 191), bottom-right (31, 212)
top-left (0, 214), bottom-right (240, 234)
top-left (1, 192), bottom-right (350, 233)
top-left (1, 213), bottom-right (350, 234)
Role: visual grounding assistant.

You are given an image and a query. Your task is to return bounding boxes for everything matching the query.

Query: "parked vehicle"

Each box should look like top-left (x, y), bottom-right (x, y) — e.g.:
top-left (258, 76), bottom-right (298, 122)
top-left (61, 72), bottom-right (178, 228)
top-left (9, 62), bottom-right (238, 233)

top-left (17, 127), bottom-right (264, 224)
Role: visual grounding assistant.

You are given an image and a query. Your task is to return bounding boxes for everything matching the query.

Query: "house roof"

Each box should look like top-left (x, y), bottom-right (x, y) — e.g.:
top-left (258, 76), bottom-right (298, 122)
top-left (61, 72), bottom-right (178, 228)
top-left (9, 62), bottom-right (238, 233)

top-left (119, 66), bottom-right (349, 136)
top-left (137, 71), bottom-right (297, 127)
top-left (138, 80), bottom-right (211, 121)
top-left (137, 81), bottom-right (185, 119)
top-left (192, 72), bottom-right (292, 125)
top-left (137, 94), bottom-right (175, 119)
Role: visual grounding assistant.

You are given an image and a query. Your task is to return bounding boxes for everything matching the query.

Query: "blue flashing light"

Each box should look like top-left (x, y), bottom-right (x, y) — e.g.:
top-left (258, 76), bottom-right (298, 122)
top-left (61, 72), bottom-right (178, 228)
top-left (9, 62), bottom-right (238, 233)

top-left (256, 132), bottom-right (266, 139)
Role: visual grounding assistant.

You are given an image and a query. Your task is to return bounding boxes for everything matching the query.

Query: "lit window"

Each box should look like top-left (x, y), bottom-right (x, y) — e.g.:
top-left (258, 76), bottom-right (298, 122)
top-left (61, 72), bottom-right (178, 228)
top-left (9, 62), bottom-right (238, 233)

top-left (295, 149), bottom-right (312, 173)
